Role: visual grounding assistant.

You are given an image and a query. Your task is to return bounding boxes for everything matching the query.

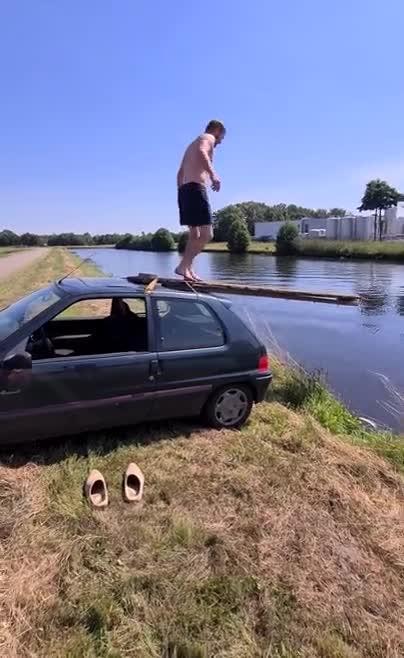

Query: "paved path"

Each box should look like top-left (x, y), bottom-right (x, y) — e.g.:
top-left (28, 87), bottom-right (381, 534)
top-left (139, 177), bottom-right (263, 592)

top-left (0, 248), bottom-right (47, 280)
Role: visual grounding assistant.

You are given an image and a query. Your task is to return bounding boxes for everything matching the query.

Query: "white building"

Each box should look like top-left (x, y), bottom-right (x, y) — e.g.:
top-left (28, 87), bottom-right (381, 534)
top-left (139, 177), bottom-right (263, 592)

top-left (254, 215), bottom-right (374, 241)
top-left (254, 209), bottom-right (404, 242)
top-left (384, 204), bottom-right (404, 237)
top-left (254, 219), bottom-right (301, 241)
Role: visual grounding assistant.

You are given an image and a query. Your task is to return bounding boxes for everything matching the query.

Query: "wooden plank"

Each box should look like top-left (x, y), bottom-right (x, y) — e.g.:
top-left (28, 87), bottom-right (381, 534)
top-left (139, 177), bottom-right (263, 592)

top-left (129, 274), bottom-right (358, 305)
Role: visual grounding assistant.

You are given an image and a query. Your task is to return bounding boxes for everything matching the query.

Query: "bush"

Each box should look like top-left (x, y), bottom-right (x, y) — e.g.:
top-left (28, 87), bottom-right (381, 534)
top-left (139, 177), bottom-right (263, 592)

top-left (116, 234), bottom-right (134, 249)
top-left (214, 206), bottom-right (246, 242)
top-left (227, 220), bottom-right (251, 254)
top-left (0, 230), bottom-right (20, 246)
top-left (177, 232), bottom-right (188, 253)
top-left (151, 228), bottom-right (175, 252)
top-left (276, 222), bottom-right (300, 256)
top-left (135, 234), bottom-right (153, 251)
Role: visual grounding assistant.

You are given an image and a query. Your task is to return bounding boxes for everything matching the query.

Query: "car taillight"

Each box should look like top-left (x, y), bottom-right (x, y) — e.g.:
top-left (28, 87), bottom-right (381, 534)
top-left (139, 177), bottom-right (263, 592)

top-left (258, 354), bottom-right (269, 372)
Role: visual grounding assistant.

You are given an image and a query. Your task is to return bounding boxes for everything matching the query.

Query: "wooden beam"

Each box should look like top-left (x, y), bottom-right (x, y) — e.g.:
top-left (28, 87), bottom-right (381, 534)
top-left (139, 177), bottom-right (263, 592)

top-left (129, 274), bottom-right (358, 305)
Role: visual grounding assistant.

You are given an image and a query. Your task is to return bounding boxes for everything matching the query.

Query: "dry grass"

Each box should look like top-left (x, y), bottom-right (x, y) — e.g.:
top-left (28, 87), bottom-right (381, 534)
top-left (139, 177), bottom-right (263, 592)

top-left (1, 404), bottom-right (404, 657)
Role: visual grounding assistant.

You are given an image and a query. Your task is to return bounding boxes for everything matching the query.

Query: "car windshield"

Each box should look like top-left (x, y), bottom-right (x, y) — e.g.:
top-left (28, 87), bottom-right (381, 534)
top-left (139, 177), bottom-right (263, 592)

top-left (0, 286), bottom-right (62, 343)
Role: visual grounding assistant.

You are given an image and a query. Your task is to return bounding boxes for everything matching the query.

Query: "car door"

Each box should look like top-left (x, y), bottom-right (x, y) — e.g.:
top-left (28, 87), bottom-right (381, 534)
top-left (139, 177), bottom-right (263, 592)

top-left (0, 294), bottom-right (157, 443)
top-left (150, 296), bottom-right (230, 420)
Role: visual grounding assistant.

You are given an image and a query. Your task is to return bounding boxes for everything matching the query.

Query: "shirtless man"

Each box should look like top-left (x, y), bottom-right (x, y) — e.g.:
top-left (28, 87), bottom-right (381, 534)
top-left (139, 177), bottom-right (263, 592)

top-left (176, 119), bottom-right (226, 281)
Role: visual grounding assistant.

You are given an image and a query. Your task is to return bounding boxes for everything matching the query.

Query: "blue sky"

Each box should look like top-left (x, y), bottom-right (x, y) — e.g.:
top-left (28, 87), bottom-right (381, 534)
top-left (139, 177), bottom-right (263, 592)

top-left (1, 0), bottom-right (403, 234)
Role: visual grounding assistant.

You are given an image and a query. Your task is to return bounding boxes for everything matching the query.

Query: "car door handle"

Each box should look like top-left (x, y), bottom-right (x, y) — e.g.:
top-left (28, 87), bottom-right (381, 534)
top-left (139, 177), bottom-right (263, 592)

top-left (149, 359), bottom-right (161, 381)
top-left (0, 389), bottom-right (21, 396)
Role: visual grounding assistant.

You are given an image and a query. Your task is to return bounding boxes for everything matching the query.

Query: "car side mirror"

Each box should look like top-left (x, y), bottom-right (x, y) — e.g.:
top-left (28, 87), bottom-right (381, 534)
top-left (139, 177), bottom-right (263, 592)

top-left (3, 351), bottom-right (32, 372)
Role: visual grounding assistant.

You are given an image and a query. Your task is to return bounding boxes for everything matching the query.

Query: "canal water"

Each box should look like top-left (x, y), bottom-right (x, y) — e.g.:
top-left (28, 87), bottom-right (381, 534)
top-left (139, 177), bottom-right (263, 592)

top-left (75, 248), bottom-right (404, 432)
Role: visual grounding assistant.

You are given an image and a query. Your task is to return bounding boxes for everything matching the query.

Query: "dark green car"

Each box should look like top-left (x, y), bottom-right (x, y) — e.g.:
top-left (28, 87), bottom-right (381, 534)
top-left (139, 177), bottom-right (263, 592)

top-left (0, 277), bottom-right (272, 444)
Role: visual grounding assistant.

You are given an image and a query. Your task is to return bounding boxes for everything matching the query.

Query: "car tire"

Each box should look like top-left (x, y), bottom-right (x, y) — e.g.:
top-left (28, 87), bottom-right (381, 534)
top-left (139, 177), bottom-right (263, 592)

top-left (204, 384), bottom-right (253, 430)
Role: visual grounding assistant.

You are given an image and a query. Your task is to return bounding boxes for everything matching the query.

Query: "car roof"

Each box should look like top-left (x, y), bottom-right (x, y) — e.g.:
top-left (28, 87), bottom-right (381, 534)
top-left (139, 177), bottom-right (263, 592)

top-left (56, 276), bottom-right (220, 303)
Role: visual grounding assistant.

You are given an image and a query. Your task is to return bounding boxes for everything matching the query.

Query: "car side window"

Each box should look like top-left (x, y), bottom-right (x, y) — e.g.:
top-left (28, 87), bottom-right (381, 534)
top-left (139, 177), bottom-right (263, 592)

top-left (28, 297), bottom-right (149, 360)
top-left (155, 299), bottom-right (225, 351)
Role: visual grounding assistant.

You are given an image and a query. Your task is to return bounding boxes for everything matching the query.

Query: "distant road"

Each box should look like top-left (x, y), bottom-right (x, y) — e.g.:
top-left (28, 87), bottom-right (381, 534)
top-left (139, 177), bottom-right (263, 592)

top-left (0, 248), bottom-right (47, 281)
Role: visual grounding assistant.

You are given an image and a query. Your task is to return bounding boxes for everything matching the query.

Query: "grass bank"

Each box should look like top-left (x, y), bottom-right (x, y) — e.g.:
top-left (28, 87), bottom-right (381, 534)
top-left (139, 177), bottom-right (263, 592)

top-left (0, 247), bottom-right (102, 309)
top-left (204, 241), bottom-right (276, 254)
top-left (1, 249), bottom-right (404, 656)
top-left (0, 246), bottom-right (20, 258)
top-left (295, 239), bottom-right (404, 261)
top-left (206, 240), bottom-right (404, 261)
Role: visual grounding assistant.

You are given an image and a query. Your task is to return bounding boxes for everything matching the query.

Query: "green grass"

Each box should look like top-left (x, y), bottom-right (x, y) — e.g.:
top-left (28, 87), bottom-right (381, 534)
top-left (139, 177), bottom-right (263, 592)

top-left (117, 238), bottom-right (404, 261)
top-left (270, 360), bottom-right (404, 469)
top-left (206, 239), bottom-right (404, 261)
top-left (295, 239), bottom-right (404, 261)
top-left (0, 246), bottom-right (20, 257)
top-left (204, 241), bottom-right (276, 254)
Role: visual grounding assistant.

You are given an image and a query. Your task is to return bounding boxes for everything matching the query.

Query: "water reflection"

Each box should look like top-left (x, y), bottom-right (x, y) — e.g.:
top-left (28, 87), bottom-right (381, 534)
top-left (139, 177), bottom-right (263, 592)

top-left (396, 295), bottom-right (404, 316)
top-left (274, 256), bottom-right (298, 282)
top-left (359, 290), bottom-right (389, 316)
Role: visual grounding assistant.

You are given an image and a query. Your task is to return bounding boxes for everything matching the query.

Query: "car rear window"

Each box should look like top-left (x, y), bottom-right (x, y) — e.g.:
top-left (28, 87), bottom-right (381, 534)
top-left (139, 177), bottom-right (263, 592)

top-left (155, 299), bottom-right (225, 351)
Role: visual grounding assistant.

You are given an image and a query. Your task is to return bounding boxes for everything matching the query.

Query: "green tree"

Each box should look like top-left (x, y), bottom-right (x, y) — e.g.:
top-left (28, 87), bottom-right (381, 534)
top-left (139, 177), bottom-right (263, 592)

top-left (0, 229), bottom-right (20, 246)
top-left (20, 232), bottom-right (41, 246)
top-left (233, 201), bottom-right (269, 234)
top-left (329, 208), bottom-right (346, 217)
top-left (276, 222), bottom-right (300, 256)
top-left (151, 228), bottom-right (175, 252)
top-left (116, 234), bottom-right (134, 249)
top-left (227, 219), bottom-right (251, 254)
top-left (213, 206), bottom-right (247, 241)
top-left (177, 232), bottom-right (188, 253)
top-left (359, 179), bottom-right (402, 241)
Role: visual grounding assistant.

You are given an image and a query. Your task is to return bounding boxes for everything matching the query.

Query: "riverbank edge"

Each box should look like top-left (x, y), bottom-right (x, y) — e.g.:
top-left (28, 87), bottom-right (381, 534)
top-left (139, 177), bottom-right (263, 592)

top-left (111, 240), bottom-right (404, 262)
top-left (2, 247), bottom-right (404, 656)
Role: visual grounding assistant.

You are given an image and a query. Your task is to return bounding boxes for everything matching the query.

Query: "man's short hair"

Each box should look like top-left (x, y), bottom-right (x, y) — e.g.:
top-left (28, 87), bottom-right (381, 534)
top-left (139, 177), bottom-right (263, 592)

top-left (205, 119), bottom-right (225, 135)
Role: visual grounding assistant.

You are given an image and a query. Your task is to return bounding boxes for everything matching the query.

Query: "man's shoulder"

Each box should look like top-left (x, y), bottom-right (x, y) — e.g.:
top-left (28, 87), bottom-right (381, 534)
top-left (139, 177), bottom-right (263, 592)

top-left (199, 132), bottom-right (215, 144)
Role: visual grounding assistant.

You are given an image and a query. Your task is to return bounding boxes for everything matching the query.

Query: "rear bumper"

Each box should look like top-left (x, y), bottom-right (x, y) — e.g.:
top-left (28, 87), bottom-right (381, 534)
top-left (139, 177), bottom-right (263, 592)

top-left (252, 373), bottom-right (273, 402)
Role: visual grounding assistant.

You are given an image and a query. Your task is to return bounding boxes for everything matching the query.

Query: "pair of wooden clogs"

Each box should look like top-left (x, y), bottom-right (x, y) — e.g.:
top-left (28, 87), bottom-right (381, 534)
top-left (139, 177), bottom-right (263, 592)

top-left (84, 463), bottom-right (144, 508)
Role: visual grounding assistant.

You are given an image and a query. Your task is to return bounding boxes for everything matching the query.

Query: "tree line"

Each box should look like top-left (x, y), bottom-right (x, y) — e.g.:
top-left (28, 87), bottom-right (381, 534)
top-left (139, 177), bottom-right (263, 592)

top-left (114, 202), bottom-right (350, 255)
top-left (3, 180), bottom-right (402, 254)
top-left (0, 230), bottom-right (130, 248)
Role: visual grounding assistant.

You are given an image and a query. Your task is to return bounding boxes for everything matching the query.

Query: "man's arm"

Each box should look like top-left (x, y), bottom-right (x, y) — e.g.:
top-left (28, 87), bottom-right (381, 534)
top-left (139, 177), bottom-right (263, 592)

top-left (198, 136), bottom-right (220, 191)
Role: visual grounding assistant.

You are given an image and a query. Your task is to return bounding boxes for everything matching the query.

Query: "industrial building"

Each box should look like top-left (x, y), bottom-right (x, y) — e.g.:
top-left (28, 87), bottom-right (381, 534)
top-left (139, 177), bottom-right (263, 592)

top-left (254, 204), bottom-right (404, 242)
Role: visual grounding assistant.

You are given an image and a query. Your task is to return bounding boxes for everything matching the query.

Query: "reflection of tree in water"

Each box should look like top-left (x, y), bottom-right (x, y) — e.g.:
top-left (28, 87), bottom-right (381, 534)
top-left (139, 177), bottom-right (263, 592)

top-left (354, 263), bottom-right (392, 316)
top-left (275, 256), bottom-right (298, 282)
top-left (395, 294), bottom-right (404, 316)
top-left (359, 289), bottom-right (389, 316)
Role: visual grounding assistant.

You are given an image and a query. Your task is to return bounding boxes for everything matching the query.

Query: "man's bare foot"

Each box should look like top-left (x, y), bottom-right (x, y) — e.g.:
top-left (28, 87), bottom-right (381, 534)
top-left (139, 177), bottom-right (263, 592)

top-left (175, 266), bottom-right (194, 281)
top-left (190, 270), bottom-right (203, 282)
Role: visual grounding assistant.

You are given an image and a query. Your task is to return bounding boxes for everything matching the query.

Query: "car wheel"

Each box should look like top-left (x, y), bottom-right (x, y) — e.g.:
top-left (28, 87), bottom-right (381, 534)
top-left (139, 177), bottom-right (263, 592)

top-left (204, 384), bottom-right (253, 429)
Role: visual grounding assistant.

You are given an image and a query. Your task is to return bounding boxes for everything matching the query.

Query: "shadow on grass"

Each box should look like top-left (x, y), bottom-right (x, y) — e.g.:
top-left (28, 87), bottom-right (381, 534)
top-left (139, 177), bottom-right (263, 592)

top-left (0, 417), bottom-right (207, 469)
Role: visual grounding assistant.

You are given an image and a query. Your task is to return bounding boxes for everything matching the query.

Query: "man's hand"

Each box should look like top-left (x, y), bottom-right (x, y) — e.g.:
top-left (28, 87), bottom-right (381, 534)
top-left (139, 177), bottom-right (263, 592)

top-left (211, 174), bottom-right (221, 192)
